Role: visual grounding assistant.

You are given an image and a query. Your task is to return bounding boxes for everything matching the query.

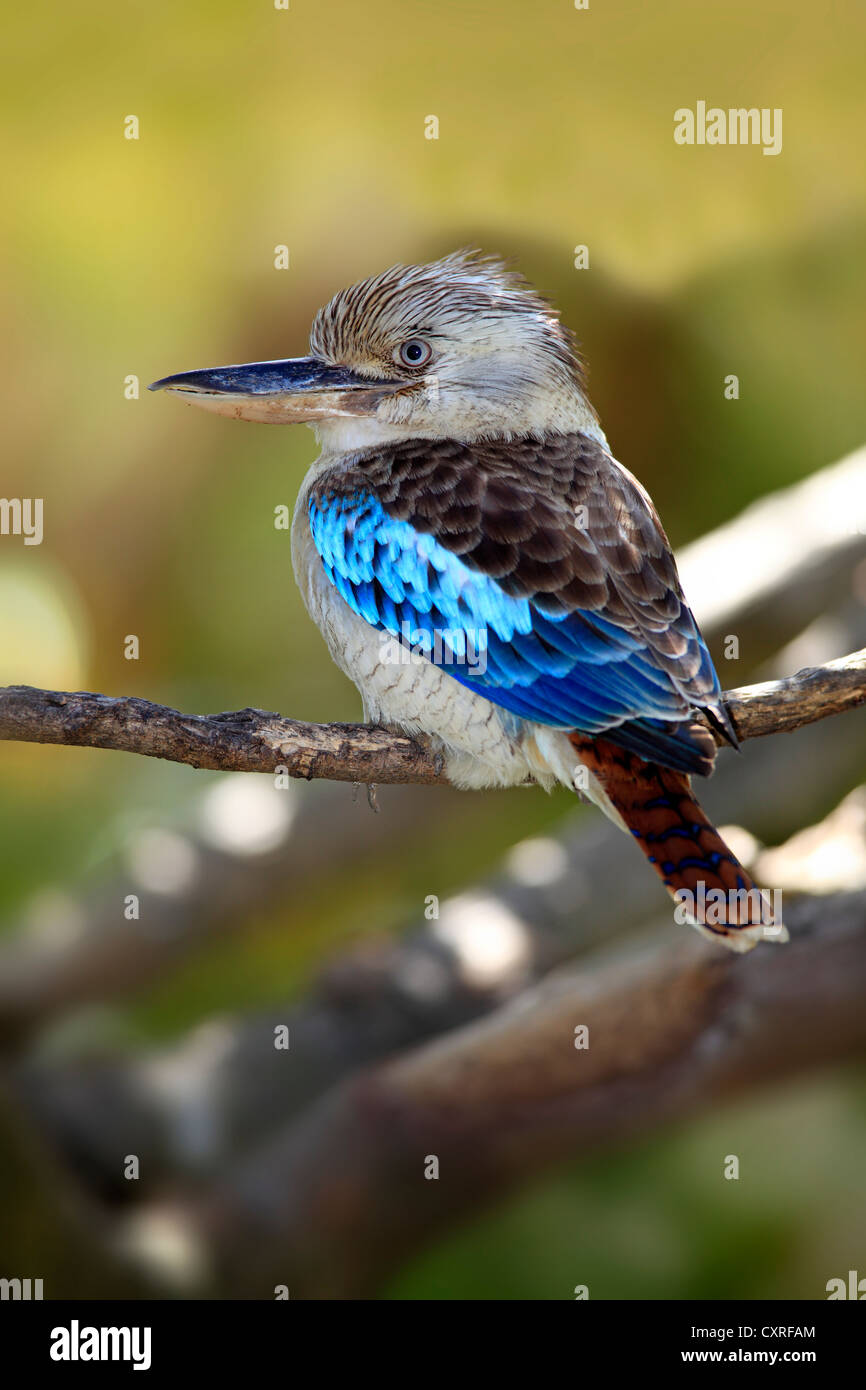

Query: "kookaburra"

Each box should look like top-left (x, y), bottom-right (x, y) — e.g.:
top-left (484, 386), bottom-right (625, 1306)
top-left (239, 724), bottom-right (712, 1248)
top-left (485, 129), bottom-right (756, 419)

top-left (152, 251), bottom-right (785, 950)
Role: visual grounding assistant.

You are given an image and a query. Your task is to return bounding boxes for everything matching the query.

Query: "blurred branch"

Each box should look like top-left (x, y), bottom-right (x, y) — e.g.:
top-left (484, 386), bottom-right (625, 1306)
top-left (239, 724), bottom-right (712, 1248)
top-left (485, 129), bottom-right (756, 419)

top-left (0, 1079), bottom-right (156, 1298)
top-left (676, 444), bottom-right (866, 655)
top-left (10, 783), bottom-right (866, 1294)
top-left (15, 767), bottom-right (866, 1194)
top-left (193, 887), bottom-right (866, 1298)
top-left (0, 649), bottom-right (864, 784)
top-left (0, 776), bottom-right (458, 1047)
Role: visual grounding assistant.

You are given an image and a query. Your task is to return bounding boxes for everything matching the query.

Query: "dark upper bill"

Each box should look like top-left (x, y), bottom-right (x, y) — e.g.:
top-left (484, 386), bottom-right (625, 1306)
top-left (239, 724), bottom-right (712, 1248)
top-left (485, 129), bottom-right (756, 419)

top-left (148, 357), bottom-right (400, 423)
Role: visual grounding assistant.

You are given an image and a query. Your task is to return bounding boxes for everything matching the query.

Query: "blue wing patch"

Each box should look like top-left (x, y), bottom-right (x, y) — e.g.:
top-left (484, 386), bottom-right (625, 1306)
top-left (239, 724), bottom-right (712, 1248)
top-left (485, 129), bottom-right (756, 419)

top-left (308, 488), bottom-right (721, 737)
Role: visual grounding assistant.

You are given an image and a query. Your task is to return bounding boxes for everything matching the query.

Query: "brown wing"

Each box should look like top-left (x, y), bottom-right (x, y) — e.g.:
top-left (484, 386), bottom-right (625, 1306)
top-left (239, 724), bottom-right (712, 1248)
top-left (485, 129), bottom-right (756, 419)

top-left (332, 430), bottom-right (724, 716)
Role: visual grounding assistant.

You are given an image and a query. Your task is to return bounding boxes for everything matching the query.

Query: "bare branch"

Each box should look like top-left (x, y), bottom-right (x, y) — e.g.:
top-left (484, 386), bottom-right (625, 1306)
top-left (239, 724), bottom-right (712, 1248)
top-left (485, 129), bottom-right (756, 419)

top-left (722, 648), bottom-right (866, 741)
top-left (0, 650), bottom-right (863, 785)
top-left (0, 688), bottom-right (447, 784)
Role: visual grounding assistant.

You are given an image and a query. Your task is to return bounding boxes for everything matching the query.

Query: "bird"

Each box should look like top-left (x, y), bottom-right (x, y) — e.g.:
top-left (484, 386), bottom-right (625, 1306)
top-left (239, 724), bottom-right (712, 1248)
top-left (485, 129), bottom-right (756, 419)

top-left (151, 250), bottom-right (786, 952)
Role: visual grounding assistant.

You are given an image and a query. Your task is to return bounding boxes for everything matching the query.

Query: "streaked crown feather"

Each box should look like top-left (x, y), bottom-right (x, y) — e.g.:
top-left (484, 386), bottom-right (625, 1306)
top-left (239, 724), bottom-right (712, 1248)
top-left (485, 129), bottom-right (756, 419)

top-left (310, 249), bottom-right (583, 385)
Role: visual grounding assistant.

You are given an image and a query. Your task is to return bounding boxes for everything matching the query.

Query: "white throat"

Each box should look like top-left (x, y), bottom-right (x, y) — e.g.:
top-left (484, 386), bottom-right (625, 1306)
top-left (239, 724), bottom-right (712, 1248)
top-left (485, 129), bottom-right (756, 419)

top-left (311, 392), bottom-right (608, 457)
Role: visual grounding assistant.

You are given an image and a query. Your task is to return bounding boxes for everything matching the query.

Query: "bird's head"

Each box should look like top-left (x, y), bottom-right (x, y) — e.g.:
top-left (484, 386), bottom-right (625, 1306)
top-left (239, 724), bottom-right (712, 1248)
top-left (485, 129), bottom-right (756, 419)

top-left (150, 251), bottom-right (600, 447)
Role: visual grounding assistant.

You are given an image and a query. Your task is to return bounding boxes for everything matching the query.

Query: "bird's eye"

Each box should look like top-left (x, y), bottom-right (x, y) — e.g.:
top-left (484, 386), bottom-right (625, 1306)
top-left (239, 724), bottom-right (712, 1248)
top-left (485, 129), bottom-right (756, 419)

top-left (396, 338), bottom-right (432, 369)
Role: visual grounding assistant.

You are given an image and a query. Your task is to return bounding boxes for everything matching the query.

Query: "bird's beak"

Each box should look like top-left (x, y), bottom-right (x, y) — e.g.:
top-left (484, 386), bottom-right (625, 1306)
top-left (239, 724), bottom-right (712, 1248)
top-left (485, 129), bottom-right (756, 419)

top-left (148, 357), bottom-right (400, 423)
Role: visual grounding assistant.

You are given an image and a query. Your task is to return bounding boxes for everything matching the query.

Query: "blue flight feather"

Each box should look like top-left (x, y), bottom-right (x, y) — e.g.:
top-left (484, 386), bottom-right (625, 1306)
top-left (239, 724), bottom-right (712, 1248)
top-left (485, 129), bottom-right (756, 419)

top-left (308, 489), bottom-right (721, 736)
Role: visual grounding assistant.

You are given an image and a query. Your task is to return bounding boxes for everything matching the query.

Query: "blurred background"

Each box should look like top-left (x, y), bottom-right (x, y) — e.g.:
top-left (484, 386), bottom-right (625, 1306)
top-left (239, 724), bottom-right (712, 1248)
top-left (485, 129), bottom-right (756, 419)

top-left (2, 0), bottom-right (866, 1299)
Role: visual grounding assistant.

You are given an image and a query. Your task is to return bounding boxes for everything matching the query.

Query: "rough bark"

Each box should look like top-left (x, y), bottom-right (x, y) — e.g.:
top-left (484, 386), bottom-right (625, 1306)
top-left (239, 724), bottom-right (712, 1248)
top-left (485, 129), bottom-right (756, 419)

top-left (0, 649), bottom-right (863, 784)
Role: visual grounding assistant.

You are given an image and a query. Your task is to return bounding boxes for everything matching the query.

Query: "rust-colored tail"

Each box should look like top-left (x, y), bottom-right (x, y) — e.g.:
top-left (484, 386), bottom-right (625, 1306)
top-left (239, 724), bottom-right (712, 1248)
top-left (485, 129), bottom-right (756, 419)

top-left (570, 734), bottom-right (787, 952)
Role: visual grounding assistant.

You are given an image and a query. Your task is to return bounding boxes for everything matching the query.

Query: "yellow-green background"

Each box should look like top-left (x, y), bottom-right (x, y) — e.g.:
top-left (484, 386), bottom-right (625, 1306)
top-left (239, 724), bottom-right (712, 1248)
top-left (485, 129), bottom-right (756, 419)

top-left (2, 0), bottom-right (865, 1298)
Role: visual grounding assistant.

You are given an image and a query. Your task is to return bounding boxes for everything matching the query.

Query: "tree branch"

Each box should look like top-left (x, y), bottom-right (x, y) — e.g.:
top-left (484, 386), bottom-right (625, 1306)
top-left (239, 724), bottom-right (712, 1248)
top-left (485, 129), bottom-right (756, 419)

top-left (0, 648), bottom-right (864, 785)
top-left (723, 648), bottom-right (866, 740)
top-left (0, 688), bottom-right (447, 784)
